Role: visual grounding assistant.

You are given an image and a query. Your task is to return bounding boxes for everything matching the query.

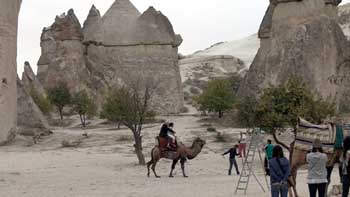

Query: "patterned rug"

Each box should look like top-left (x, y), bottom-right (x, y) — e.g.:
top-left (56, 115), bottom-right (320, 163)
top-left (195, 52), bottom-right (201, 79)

top-left (295, 118), bottom-right (336, 153)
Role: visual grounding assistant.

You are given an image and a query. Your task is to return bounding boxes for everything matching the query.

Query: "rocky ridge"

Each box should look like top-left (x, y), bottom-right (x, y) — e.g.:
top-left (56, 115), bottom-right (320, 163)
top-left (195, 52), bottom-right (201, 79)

top-left (37, 0), bottom-right (184, 114)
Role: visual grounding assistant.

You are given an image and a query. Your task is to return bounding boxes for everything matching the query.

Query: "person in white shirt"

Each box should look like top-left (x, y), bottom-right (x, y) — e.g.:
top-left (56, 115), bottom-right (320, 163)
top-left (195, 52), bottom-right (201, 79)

top-left (306, 139), bottom-right (327, 197)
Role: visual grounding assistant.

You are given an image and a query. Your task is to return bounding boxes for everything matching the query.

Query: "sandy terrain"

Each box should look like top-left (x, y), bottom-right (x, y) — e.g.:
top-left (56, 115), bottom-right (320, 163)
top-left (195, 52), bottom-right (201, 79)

top-left (0, 115), bottom-right (341, 197)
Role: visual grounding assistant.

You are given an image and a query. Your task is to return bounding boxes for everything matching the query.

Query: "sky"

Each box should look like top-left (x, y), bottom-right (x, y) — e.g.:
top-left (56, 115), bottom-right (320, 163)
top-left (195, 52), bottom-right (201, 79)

top-left (17, 0), bottom-right (350, 75)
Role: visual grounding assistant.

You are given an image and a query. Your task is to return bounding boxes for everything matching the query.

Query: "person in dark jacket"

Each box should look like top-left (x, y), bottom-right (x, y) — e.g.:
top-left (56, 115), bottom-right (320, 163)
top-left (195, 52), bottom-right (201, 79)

top-left (159, 123), bottom-right (169, 137)
top-left (341, 137), bottom-right (350, 197)
top-left (222, 144), bottom-right (240, 175)
top-left (159, 122), bottom-right (176, 149)
top-left (269, 145), bottom-right (290, 197)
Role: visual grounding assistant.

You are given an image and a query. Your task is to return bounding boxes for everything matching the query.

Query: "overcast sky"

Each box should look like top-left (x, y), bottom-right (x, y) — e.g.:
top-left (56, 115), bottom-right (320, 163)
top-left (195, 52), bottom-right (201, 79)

top-left (17, 0), bottom-right (350, 75)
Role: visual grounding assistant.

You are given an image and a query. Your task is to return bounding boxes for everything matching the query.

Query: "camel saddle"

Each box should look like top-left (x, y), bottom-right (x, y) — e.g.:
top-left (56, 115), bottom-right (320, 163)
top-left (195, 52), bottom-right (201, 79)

top-left (295, 118), bottom-right (346, 153)
top-left (156, 136), bottom-right (178, 153)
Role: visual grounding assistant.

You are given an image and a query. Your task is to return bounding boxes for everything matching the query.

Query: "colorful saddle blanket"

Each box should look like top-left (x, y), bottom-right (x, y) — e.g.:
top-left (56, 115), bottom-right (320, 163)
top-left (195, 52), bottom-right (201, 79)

top-left (295, 118), bottom-right (341, 153)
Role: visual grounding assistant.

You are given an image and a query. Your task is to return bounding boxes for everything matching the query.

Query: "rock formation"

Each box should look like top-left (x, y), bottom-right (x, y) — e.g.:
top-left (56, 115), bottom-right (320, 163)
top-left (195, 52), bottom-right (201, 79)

top-left (17, 77), bottom-right (51, 136)
top-left (0, 0), bottom-right (22, 144)
top-left (339, 2), bottom-right (350, 39)
top-left (37, 9), bottom-right (90, 94)
top-left (37, 0), bottom-right (184, 113)
top-left (180, 55), bottom-right (245, 100)
top-left (21, 61), bottom-right (46, 97)
top-left (239, 0), bottom-right (350, 110)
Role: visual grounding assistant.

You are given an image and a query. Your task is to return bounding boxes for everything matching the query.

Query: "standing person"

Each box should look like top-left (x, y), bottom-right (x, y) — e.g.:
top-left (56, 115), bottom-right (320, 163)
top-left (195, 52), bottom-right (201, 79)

top-left (239, 132), bottom-right (247, 158)
top-left (222, 144), bottom-right (240, 175)
top-left (269, 145), bottom-right (290, 197)
top-left (264, 139), bottom-right (274, 176)
top-left (341, 137), bottom-right (350, 197)
top-left (306, 139), bottom-right (328, 197)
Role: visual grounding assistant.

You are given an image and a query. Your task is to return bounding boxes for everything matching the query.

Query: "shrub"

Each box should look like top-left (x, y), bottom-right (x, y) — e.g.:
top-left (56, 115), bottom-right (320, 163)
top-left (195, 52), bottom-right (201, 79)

top-left (195, 78), bottom-right (235, 118)
top-left (47, 82), bottom-right (71, 120)
top-left (207, 127), bottom-right (216, 132)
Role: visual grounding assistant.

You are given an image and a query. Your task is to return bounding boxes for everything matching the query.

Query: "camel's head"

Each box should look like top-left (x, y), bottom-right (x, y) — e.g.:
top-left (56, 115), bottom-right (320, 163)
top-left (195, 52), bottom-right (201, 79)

top-left (193, 137), bottom-right (206, 148)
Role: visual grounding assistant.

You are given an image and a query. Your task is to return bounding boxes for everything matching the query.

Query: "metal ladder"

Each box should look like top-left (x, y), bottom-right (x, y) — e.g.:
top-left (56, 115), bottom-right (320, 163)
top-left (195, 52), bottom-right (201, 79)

top-left (234, 129), bottom-right (270, 195)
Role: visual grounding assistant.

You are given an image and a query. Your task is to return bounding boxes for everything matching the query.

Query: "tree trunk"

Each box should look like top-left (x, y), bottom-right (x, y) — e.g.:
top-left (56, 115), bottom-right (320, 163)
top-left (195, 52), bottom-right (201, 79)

top-left (79, 114), bottom-right (85, 128)
top-left (272, 131), bottom-right (290, 151)
top-left (59, 108), bottom-right (63, 120)
top-left (134, 134), bottom-right (145, 165)
top-left (0, 0), bottom-right (22, 144)
top-left (218, 111), bottom-right (223, 118)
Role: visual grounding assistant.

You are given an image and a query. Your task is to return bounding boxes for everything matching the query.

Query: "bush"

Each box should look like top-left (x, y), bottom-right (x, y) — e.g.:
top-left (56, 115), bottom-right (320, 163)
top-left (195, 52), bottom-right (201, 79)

top-left (207, 127), bottom-right (216, 132)
top-left (47, 82), bottom-right (71, 120)
top-left (71, 90), bottom-right (96, 127)
top-left (215, 133), bottom-right (230, 143)
top-left (190, 86), bottom-right (200, 95)
top-left (195, 78), bottom-right (235, 118)
top-left (180, 106), bottom-right (189, 113)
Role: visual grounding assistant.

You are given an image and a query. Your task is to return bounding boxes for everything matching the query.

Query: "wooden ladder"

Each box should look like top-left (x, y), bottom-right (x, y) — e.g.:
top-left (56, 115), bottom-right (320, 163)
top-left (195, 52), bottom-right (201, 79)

top-left (234, 129), bottom-right (269, 195)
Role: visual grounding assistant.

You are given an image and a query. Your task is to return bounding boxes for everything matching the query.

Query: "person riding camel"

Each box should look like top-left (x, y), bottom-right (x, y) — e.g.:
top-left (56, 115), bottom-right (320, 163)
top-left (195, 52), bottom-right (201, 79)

top-left (159, 122), bottom-right (177, 150)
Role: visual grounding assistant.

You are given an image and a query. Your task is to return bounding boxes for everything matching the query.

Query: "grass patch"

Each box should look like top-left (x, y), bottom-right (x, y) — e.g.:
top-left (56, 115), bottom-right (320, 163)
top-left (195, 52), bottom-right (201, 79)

top-left (207, 127), bottom-right (216, 132)
top-left (116, 135), bottom-right (133, 142)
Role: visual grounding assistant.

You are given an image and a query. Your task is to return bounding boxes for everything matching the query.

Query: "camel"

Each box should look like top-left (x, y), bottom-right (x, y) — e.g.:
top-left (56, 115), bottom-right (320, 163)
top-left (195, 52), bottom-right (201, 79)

top-left (147, 137), bottom-right (206, 178)
top-left (288, 118), bottom-right (346, 197)
top-left (290, 148), bottom-right (342, 197)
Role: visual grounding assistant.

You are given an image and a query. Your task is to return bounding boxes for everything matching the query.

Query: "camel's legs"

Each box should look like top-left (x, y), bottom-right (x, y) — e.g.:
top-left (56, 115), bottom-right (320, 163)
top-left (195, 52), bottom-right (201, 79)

top-left (291, 166), bottom-right (299, 197)
top-left (147, 159), bottom-right (153, 177)
top-left (180, 158), bottom-right (188, 178)
top-left (326, 165), bottom-right (339, 197)
top-left (151, 160), bottom-right (160, 178)
top-left (169, 159), bottom-right (179, 177)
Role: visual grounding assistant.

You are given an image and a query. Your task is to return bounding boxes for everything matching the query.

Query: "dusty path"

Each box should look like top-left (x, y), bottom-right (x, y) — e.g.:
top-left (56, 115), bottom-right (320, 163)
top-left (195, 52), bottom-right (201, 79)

top-left (0, 116), bottom-right (341, 196)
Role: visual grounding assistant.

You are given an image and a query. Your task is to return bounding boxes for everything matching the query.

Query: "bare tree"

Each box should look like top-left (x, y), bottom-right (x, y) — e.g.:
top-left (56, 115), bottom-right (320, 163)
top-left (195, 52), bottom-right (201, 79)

top-left (102, 77), bottom-right (157, 165)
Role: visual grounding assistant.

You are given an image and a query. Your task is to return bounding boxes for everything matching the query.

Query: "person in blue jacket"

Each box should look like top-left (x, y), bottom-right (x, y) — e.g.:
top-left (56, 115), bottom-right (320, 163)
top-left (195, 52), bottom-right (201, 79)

top-left (269, 145), bottom-right (291, 197)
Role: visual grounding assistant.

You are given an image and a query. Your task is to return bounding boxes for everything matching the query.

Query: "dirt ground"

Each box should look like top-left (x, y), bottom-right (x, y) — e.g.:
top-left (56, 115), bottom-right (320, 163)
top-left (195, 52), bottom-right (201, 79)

top-left (0, 115), bottom-right (341, 197)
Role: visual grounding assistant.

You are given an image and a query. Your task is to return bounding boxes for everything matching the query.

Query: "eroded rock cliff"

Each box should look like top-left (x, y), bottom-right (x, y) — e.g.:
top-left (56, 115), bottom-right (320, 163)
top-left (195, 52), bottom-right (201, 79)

top-left (239, 0), bottom-right (350, 110)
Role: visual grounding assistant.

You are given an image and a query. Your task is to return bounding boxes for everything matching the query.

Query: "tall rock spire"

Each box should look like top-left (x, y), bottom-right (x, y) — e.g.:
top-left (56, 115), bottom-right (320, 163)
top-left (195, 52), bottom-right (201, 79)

top-left (83, 5), bottom-right (103, 42)
top-left (101, 0), bottom-right (141, 45)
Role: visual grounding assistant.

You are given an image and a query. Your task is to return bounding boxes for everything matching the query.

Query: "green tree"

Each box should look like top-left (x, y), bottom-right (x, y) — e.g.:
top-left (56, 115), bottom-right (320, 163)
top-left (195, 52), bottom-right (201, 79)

top-left (228, 73), bottom-right (243, 94)
top-left (72, 90), bottom-right (96, 127)
top-left (254, 78), bottom-right (335, 153)
top-left (47, 82), bottom-right (71, 120)
top-left (100, 91), bottom-right (124, 129)
top-left (195, 78), bottom-right (235, 118)
top-left (101, 80), bottom-right (156, 165)
top-left (236, 96), bottom-right (259, 128)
